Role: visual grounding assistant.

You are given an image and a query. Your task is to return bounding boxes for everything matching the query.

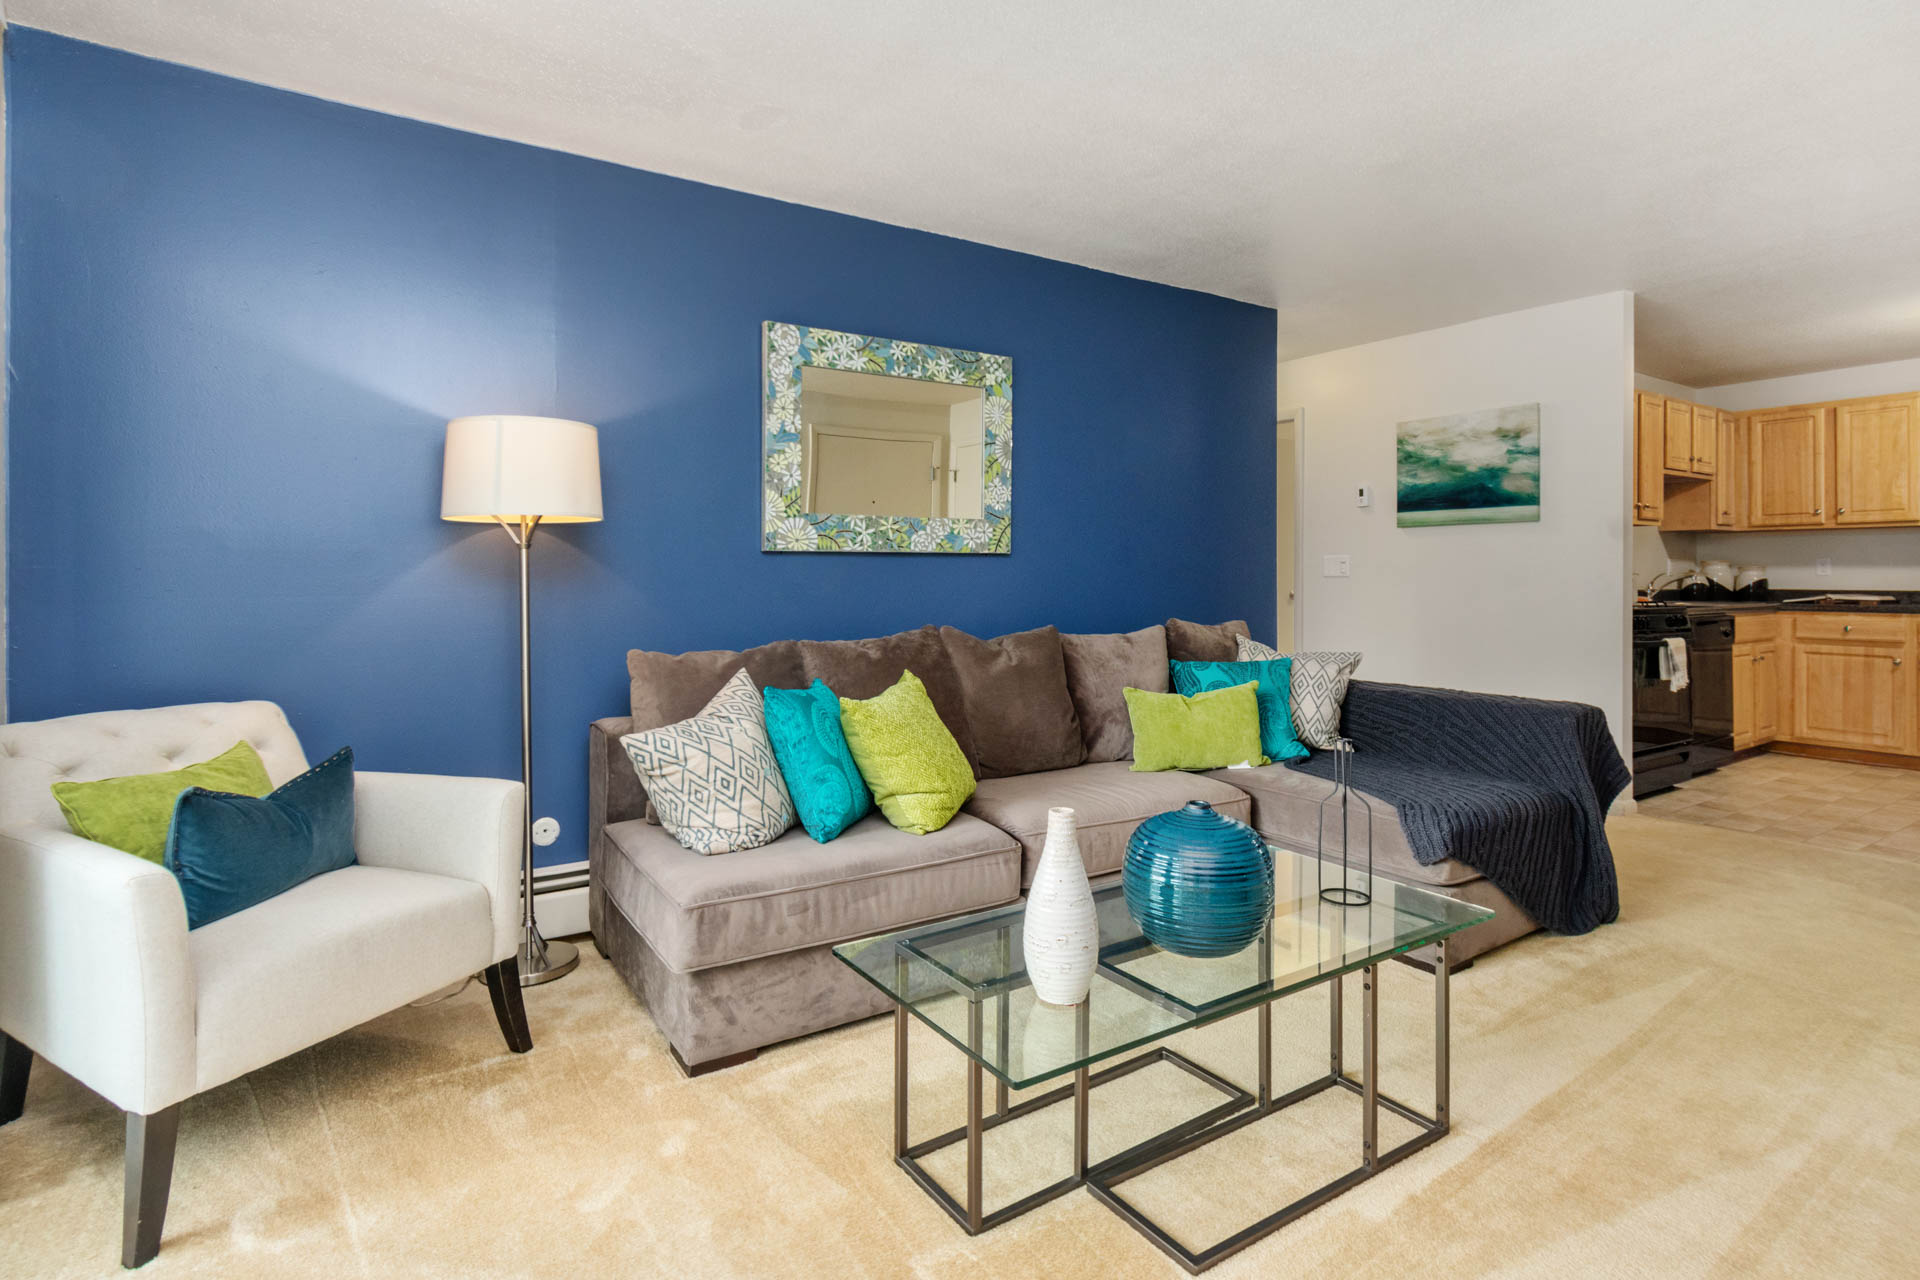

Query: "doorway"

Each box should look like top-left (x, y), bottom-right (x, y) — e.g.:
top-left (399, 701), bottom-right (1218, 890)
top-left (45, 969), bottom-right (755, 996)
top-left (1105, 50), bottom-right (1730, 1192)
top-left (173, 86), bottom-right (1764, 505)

top-left (1276, 415), bottom-right (1299, 648)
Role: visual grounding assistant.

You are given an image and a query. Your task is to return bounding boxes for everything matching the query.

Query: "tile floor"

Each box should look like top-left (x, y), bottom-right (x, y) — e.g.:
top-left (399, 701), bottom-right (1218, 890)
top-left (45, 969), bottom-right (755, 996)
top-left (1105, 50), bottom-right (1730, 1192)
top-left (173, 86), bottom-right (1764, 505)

top-left (1636, 750), bottom-right (1920, 858)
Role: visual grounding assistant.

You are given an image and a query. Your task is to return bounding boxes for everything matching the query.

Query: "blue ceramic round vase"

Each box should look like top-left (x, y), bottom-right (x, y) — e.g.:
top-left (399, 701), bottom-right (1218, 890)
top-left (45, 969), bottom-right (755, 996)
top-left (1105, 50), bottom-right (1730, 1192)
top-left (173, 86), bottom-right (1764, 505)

top-left (1123, 801), bottom-right (1274, 958)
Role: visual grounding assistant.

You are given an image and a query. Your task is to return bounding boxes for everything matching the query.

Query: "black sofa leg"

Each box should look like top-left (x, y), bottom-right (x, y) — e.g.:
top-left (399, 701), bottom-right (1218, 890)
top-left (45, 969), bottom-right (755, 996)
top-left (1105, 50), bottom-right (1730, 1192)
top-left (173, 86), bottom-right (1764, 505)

top-left (483, 960), bottom-right (534, 1053)
top-left (122, 1105), bottom-right (180, 1269)
top-left (1, 1032), bottom-right (30, 1125)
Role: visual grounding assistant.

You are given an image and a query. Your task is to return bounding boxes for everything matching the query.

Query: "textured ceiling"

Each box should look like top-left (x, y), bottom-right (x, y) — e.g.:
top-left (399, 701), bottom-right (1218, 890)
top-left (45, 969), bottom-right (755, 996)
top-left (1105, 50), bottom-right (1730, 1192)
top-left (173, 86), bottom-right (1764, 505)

top-left (13, 0), bottom-right (1920, 386)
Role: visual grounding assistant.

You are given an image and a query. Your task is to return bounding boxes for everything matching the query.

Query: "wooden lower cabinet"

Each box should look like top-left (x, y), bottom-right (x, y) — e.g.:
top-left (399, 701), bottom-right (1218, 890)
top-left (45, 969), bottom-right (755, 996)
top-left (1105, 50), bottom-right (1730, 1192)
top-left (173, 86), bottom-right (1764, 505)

top-left (1781, 616), bottom-right (1915, 755)
top-left (1731, 641), bottom-right (1779, 749)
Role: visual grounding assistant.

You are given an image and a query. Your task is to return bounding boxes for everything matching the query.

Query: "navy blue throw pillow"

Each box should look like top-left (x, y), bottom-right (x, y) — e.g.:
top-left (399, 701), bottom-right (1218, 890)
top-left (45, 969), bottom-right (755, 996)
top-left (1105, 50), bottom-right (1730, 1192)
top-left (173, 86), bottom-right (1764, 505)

top-left (165, 747), bottom-right (358, 929)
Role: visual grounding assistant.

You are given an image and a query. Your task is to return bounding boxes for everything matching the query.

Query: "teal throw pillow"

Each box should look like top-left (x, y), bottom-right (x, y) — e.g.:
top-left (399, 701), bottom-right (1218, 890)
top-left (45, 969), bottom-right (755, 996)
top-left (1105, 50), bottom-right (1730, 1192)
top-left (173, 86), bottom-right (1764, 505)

top-left (763, 681), bottom-right (872, 842)
top-left (165, 747), bottom-right (358, 929)
top-left (1171, 658), bottom-right (1310, 763)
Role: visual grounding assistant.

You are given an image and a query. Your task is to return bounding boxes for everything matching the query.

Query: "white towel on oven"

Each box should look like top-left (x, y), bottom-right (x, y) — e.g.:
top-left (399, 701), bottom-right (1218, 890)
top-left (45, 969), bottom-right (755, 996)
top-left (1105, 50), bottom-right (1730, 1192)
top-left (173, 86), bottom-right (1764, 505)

top-left (1659, 636), bottom-right (1690, 692)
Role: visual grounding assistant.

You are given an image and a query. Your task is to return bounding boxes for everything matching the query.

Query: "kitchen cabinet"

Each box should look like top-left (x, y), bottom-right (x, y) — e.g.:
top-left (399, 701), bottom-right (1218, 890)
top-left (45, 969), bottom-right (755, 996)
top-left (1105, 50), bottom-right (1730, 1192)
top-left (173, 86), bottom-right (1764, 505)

top-left (1731, 642), bottom-right (1778, 749)
top-left (1712, 411), bottom-right (1740, 527)
top-left (1690, 403), bottom-right (1717, 475)
top-left (1663, 398), bottom-right (1695, 472)
top-left (1634, 392), bottom-right (1665, 525)
top-left (1747, 406), bottom-right (1829, 528)
top-left (1834, 394), bottom-right (1920, 525)
top-left (1783, 614), bottom-right (1914, 755)
top-left (1731, 615), bottom-right (1780, 750)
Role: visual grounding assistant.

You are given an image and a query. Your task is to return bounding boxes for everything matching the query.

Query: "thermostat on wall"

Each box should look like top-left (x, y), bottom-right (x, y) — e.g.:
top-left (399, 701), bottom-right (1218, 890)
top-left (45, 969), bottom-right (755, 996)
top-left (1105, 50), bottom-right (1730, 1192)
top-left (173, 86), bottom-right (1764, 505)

top-left (1356, 485), bottom-right (1372, 508)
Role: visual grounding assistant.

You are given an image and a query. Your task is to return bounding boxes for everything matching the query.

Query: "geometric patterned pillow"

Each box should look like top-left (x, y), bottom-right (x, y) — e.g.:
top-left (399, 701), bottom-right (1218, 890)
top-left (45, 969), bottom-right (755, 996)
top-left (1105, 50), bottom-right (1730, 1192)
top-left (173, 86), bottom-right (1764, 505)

top-left (620, 669), bottom-right (795, 854)
top-left (1235, 636), bottom-right (1363, 750)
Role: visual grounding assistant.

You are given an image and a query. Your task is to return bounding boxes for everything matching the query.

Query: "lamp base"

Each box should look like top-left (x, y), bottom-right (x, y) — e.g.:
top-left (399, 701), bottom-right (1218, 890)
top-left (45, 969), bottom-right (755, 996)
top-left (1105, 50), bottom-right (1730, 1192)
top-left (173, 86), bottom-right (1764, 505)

top-left (517, 927), bottom-right (580, 987)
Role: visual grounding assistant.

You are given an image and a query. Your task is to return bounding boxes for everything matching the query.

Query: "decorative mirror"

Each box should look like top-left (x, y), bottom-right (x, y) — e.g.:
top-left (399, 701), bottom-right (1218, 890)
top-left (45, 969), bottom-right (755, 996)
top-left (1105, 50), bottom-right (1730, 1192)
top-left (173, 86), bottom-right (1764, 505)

top-left (762, 322), bottom-right (1011, 553)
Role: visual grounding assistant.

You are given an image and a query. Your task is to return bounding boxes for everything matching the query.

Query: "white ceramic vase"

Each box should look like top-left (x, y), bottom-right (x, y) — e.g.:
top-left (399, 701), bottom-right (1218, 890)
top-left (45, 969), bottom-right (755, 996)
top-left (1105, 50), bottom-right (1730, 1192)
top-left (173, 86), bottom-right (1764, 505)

top-left (1022, 806), bottom-right (1098, 1006)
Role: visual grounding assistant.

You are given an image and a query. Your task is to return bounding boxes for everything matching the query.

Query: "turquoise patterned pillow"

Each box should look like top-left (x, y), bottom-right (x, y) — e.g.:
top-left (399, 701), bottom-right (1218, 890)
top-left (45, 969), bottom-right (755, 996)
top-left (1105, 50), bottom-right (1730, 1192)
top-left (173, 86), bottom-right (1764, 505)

top-left (1170, 658), bottom-right (1310, 763)
top-left (763, 680), bottom-right (873, 842)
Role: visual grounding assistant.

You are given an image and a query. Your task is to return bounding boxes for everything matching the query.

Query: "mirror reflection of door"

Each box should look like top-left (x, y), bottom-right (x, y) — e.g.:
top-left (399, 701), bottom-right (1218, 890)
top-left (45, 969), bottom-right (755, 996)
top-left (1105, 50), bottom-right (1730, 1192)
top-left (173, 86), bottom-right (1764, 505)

top-left (808, 425), bottom-right (940, 517)
top-left (800, 366), bottom-right (986, 520)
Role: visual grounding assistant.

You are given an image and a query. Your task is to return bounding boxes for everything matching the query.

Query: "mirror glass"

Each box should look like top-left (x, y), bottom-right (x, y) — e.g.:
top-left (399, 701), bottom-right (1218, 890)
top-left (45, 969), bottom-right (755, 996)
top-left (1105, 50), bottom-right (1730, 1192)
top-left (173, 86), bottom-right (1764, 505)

top-left (800, 367), bottom-right (985, 520)
top-left (763, 322), bottom-right (1011, 554)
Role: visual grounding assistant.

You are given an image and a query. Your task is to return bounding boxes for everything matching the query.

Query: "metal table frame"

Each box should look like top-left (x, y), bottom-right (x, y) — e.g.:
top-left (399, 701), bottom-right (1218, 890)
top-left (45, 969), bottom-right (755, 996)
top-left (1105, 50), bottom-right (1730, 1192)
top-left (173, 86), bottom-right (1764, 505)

top-left (889, 933), bottom-right (1451, 1274)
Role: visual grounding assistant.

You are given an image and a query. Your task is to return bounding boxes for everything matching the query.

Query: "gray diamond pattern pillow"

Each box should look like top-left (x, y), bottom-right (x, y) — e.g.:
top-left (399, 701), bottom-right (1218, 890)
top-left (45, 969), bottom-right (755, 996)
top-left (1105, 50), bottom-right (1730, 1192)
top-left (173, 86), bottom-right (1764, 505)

top-left (1236, 636), bottom-right (1363, 749)
top-left (620, 669), bottom-right (795, 854)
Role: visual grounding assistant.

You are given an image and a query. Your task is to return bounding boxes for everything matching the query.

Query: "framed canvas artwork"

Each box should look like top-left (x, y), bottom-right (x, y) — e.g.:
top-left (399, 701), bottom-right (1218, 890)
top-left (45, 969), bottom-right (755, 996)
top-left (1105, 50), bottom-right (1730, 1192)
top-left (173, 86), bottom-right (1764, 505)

top-left (1396, 403), bottom-right (1540, 527)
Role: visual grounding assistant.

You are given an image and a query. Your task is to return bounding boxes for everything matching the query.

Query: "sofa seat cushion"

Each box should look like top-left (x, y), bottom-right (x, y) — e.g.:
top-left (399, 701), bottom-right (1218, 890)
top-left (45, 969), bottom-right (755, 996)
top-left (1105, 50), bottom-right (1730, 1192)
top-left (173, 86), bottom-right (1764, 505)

top-left (191, 865), bottom-right (494, 1092)
top-left (602, 812), bottom-right (1020, 973)
top-left (964, 761), bottom-right (1252, 886)
top-left (1204, 763), bottom-right (1481, 887)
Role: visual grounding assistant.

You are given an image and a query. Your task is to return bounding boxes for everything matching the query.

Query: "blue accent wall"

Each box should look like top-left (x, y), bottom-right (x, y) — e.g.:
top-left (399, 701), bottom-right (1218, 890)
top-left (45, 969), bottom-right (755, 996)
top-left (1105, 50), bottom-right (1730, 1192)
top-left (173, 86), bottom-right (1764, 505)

top-left (6, 29), bottom-right (1276, 868)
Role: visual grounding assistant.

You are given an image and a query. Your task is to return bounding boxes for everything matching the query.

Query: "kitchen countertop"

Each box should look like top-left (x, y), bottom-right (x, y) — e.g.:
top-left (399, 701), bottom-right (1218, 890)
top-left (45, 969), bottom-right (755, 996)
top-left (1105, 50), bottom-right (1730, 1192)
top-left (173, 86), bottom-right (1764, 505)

top-left (1638, 591), bottom-right (1920, 615)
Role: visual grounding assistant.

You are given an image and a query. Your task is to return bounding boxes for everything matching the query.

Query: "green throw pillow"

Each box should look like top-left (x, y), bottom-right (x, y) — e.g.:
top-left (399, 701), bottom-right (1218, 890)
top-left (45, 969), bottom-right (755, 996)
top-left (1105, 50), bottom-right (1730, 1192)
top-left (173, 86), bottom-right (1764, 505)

top-left (51, 741), bottom-right (274, 864)
top-left (839, 670), bottom-right (976, 835)
top-left (1124, 683), bottom-right (1265, 772)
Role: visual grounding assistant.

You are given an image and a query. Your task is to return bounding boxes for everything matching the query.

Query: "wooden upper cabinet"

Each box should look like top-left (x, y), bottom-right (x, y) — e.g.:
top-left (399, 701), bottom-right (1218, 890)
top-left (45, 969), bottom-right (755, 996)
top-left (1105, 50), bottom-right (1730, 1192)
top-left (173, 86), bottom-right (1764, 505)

top-left (1697, 405), bottom-right (1719, 473)
top-left (1712, 411), bottom-right (1739, 527)
top-left (1663, 398), bottom-right (1695, 471)
top-left (1834, 394), bottom-right (1920, 525)
top-left (1747, 406), bottom-right (1828, 527)
top-left (1634, 392), bottom-right (1665, 524)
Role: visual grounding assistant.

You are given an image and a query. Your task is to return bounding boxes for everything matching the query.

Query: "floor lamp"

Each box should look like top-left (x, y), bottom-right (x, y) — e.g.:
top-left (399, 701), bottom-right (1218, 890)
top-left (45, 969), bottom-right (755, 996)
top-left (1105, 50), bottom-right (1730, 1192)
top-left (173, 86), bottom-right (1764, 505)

top-left (441, 415), bottom-right (603, 986)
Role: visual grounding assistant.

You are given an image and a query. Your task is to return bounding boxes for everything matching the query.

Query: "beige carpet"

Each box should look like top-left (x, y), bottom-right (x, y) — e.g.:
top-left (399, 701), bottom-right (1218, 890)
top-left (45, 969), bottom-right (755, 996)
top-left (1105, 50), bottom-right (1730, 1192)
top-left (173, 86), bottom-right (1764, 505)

top-left (5, 813), bottom-right (1919, 1279)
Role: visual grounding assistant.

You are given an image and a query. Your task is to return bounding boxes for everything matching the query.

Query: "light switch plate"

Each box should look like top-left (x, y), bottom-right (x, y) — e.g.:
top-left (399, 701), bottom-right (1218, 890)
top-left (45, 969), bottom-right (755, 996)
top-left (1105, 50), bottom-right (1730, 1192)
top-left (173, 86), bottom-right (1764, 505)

top-left (1323, 554), bottom-right (1351, 578)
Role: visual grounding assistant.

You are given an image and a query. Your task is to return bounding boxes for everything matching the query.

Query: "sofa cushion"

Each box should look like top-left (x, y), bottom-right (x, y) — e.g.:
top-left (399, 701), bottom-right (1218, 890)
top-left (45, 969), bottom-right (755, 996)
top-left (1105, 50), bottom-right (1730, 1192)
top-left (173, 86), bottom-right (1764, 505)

top-left (940, 625), bottom-right (1084, 779)
top-left (167, 746), bottom-right (359, 929)
top-left (52, 740), bottom-right (275, 864)
top-left (601, 811), bottom-right (1020, 972)
top-left (797, 626), bottom-right (978, 772)
top-left (1059, 626), bottom-right (1169, 763)
top-left (839, 671), bottom-right (976, 835)
top-left (627, 640), bottom-right (807, 821)
top-left (1204, 763), bottom-right (1481, 887)
top-left (622, 670), bottom-right (796, 854)
top-left (191, 864), bottom-right (494, 1092)
top-left (1235, 638), bottom-right (1365, 750)
top-left (1165, 618), bottom-right (1251, 663)
top-left (963, 761), bottom-right (1252, 885)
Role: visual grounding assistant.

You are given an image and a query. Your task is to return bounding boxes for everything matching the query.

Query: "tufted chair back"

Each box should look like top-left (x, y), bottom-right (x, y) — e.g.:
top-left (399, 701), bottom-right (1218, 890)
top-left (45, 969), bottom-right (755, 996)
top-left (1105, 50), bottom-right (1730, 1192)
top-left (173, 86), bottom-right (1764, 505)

top-left (0, 702), bottom-right (310, 832)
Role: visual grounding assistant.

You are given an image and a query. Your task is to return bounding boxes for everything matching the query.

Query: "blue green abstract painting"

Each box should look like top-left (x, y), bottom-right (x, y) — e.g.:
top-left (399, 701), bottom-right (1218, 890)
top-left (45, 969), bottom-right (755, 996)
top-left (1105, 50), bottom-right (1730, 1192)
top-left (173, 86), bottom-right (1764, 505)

top-left (1396, 403), bottom-right (1540, 527)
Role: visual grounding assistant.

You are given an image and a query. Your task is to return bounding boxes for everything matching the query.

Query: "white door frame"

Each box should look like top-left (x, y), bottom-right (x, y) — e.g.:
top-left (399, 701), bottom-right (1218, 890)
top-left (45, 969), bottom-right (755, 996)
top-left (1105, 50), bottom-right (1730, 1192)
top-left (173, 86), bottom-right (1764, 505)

top-left (1278, 409), bottom-right (1305, 651)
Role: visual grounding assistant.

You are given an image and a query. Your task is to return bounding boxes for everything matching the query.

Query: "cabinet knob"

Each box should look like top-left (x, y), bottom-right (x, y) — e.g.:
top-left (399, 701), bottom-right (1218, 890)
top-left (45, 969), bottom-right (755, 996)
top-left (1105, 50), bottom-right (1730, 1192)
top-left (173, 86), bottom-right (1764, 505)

top-left (1897, 658), bottom-right (1905, 668)
top-left (1839, 506), bottom-right (1847, 514)
top-left (1816, 506), bottom-right (1824, 515)
top-left (1844, 624), bottom-right (1852, 633)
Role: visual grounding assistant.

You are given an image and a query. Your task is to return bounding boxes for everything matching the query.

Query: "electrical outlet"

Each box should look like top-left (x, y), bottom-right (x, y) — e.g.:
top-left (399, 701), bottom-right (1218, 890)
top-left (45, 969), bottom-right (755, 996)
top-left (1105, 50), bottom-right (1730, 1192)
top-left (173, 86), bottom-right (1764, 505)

top-left (1323, 554), bottom-right (1351, 578)
top-left (532, 816), bottom-right (561, 846)
top-left (1816, 558), bottom-right (1833, 576)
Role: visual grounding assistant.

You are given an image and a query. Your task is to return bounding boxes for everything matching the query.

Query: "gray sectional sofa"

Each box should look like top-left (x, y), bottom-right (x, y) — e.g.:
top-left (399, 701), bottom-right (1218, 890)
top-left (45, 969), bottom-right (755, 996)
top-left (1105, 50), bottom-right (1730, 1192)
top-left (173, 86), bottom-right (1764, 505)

top-left (588, 619), bottom-right (1538, 1074)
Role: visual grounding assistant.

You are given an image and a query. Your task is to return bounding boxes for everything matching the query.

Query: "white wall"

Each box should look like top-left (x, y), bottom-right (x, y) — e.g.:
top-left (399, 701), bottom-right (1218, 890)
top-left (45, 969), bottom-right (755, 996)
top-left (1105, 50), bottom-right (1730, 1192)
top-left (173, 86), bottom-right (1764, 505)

top-left (2, 27), bottom-right (9, 723)
top-left (1701, 356), bottom-right (1920, 412)
top-left (1281, 292), bottom-right (1634, 759)
top-left (1692, 528), bottom-right (1920, 592)
top-left (1684, 356), bottom-right (1920, 589)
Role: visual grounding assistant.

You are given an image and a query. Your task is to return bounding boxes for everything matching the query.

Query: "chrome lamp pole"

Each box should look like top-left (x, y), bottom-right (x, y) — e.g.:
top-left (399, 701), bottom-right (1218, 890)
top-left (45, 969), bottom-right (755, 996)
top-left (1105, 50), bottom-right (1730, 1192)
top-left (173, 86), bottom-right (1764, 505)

top-left (441, 415), bottom-right (603, 988)
top-left (497, 513), bottom-right (577, 985)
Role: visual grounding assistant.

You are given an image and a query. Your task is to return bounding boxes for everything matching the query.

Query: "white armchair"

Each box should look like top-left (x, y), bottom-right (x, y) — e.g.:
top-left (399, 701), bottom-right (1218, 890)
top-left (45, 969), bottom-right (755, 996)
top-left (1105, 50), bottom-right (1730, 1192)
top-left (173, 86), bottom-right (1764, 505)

top-left (0, 701), bottom-right (527, 1268)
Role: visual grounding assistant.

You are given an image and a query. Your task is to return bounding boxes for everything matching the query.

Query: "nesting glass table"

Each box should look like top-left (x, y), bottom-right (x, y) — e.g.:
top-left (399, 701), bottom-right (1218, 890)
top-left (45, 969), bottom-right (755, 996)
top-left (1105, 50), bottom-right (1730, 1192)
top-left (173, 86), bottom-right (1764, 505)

top-left (833, 847), bottom-right (1492, 1273)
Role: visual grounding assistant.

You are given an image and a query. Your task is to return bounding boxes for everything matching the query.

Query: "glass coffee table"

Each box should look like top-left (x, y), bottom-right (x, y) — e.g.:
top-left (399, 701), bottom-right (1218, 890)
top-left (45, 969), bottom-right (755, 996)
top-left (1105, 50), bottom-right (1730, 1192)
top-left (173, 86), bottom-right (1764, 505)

top-left (833, 847), bottom-right (1493, 1273)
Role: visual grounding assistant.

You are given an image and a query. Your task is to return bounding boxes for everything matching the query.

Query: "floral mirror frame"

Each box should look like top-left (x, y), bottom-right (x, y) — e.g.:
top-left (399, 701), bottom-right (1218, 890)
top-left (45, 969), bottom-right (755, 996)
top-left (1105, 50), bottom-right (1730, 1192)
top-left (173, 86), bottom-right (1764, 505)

top-left (762, 322), bottom-right (1012, 553)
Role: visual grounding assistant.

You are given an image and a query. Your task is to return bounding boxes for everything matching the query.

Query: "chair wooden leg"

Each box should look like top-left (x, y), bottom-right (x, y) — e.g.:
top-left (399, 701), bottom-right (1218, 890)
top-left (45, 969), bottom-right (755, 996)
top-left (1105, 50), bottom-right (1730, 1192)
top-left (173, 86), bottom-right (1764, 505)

top-left (122, 1105), bottom-right (180, 1269)
top-left (483, 960), bottom-right (533, 1053)
top-left (1, 1032), bottom-right (30, 1125)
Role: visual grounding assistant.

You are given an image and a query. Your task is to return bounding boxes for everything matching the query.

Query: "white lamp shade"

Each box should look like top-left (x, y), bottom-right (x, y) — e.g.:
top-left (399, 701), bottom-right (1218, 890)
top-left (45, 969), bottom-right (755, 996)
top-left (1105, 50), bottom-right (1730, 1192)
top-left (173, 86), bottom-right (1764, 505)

top-left (441, 415), bottom-right (603, 523)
